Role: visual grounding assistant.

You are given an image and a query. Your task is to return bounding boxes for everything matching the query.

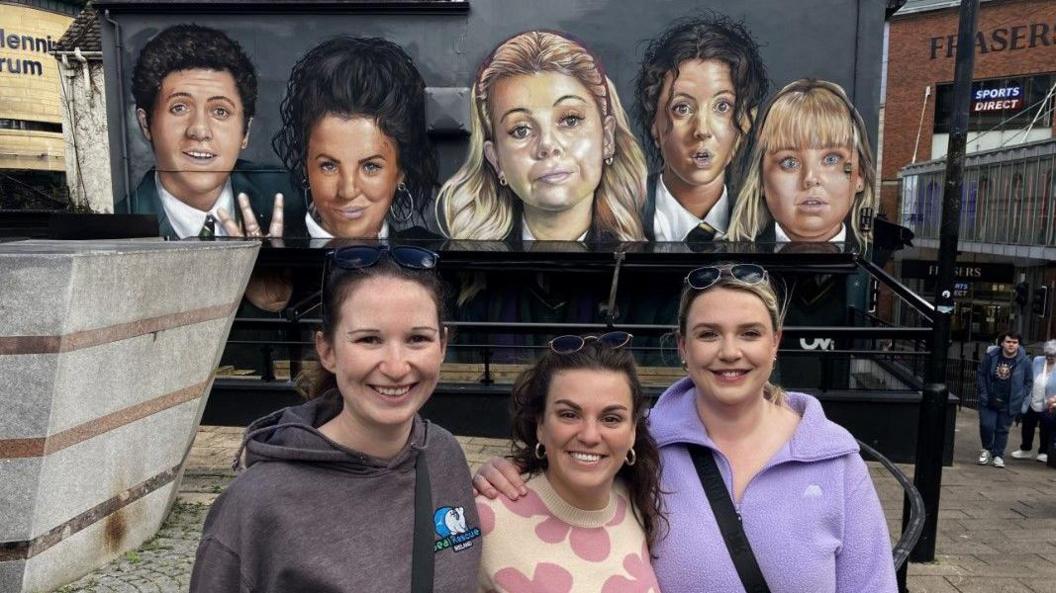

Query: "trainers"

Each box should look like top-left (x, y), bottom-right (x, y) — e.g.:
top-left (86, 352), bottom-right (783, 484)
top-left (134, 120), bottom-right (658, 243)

top-left (1037, 453), bottom-right (1048, 463)
top-left (978, 449), bottom-right (992, 465)
top-left (993, 456), bottom-right (1005, 468)
top-left (1011, 449), bottom-right (1034, 459)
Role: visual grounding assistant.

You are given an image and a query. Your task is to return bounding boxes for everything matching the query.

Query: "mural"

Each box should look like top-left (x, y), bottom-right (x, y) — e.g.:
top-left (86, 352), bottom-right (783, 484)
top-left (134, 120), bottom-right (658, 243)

top-left (634, 16), bottom-right (768, 242)
top-left (109, 4), bottom-right (893, 248)
top-left (436, 30), bottom-right (646, 242)
top-left (272, 37), bottom-right (440, 241)
top-left (726, 79), bottom-right (878, 249)
top-left (114, 24), bottom-right (301, 239)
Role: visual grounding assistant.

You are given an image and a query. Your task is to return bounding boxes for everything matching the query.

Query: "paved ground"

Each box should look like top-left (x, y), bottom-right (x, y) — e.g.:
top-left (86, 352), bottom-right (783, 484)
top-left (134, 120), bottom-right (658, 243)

top-left (54, 410), bottom-right (1056, 593)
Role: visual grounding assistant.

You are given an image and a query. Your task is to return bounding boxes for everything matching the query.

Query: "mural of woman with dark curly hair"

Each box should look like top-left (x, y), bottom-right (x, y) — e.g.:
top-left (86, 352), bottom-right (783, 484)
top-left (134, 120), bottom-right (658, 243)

top-left (634, 15), bottom-right (768, 242)
top-left (272, 37), bottom-right (439, 239)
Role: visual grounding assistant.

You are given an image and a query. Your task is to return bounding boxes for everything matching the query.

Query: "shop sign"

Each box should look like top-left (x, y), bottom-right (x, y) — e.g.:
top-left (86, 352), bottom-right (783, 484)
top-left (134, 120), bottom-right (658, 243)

top-left (972, 85), bottom-right (1022, 112)
top-left (929, 22), bottom-right (1056, 59)
top-left (901, 260), bottom-right (1014, 284)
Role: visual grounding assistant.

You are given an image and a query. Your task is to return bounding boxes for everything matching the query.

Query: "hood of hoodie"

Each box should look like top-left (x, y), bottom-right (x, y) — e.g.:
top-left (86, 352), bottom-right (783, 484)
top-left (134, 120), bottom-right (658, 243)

top-left (237, 390), bottom-right (429, 475)
top-left (649, 377), bottom-right (858, 463)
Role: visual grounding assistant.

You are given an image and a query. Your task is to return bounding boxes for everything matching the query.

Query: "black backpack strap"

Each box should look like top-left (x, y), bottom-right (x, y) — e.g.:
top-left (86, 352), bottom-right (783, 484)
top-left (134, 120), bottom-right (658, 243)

top-left (687, 444), bottom-right (772, 593)
top-left (411, 451), bottom-right (434, 593)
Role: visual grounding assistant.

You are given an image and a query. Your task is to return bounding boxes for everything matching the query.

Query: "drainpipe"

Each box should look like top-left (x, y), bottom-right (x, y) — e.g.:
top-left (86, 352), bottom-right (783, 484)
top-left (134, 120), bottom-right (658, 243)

top-left (103, 9), bottom-right (131, 212)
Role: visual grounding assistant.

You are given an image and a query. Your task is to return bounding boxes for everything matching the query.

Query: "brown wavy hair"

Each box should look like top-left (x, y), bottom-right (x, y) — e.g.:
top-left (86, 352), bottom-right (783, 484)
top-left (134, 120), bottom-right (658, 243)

top-left (296, 257), bottom-right (447, 398)
top-left (509, 340), bottom-right (666, 551)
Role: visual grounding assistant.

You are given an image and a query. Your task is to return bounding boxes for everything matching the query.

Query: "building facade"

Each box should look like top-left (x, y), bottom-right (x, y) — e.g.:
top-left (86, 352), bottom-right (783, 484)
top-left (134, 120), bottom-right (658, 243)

top-left (885, 0), bottom-right (1056, 345)
top-left (0, 0), bottom-right (77, 208)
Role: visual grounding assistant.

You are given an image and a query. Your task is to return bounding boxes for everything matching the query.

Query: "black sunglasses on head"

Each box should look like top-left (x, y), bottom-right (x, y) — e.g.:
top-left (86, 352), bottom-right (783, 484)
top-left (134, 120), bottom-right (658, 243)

top-left (548, 331), bottom-right (633, 354)
top-left (320, 245), bottom-right (440, 318)
top-left (328, 245), bottom-right (439, 271)
top-left (684, 264), bottom-right (768, 290)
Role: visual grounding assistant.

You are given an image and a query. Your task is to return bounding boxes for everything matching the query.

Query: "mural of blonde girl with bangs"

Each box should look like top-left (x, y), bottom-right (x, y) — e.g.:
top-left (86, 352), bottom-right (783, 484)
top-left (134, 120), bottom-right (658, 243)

top-left (437, 30), bottom-right (648, 242)
top-left (727, 79), bottom-right (877, 249)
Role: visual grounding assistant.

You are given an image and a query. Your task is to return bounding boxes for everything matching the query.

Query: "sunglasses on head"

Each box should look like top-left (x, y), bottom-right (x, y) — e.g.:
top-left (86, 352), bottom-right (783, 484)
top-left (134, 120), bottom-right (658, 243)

top-left (684, 264), bottom-right (769, 290)
top-left (548, 331), bottom-right (633, 354)
top-left (328, 245), bottom-right (439, 271)
top-left (321, 245), bottom-right (439, 318)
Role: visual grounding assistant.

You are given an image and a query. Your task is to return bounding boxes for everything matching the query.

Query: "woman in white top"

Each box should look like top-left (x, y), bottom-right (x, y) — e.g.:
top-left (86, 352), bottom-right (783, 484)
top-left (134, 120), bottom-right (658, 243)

top-left (1012, 340), bottom-right (1056, 462)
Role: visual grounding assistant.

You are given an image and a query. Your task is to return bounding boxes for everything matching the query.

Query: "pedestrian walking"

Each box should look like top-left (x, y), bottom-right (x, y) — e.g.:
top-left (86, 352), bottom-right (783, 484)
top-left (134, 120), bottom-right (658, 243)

top-left (1011, 340), bottom-right (1056, 463)
top-left (976, 330), bottom-right (1033, 468)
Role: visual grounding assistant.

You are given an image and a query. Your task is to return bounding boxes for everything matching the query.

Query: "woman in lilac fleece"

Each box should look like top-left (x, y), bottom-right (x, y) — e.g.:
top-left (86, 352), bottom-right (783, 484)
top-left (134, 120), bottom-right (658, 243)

top-left (475, 264), bottom-right (897, 593)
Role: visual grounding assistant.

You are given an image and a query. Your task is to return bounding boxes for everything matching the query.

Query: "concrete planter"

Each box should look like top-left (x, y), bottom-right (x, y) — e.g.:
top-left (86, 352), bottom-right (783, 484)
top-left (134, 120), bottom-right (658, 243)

top-left (0, 239), bottom-right (259, 593)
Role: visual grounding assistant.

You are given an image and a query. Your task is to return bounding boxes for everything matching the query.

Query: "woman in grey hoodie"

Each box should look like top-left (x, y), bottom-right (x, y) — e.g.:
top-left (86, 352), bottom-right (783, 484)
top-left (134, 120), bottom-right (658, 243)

top-left (189, 246), bottom-right (481, 593)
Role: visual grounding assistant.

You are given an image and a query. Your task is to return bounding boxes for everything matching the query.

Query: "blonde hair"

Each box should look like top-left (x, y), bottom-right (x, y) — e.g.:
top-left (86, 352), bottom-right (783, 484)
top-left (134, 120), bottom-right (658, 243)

top-left (436, 30), bottom-right (647, 241)
top-left (727, 79), bottom-right (877, 249)
top-left (676, 268), bottom-right (788, 407)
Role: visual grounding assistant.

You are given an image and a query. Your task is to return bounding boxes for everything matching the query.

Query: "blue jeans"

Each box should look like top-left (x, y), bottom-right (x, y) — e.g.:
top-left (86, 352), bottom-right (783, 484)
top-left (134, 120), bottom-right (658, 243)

top-left (979, 406), bottom-right (1013, 458)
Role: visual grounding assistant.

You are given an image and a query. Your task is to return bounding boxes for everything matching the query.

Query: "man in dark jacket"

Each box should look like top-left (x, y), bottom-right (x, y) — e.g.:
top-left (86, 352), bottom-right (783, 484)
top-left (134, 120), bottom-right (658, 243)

top-left (976, 330), bottom-right (1033, 468)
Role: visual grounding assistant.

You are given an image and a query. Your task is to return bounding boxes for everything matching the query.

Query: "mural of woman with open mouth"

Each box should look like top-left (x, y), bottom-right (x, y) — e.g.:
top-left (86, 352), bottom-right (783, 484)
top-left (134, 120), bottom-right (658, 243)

top-left (634, 15), bottom-right (768, 242)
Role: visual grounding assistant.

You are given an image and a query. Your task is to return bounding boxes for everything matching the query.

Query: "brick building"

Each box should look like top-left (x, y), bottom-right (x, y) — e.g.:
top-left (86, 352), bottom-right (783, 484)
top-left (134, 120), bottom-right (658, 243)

top-left (883, 0), bottom-right (1056, 346)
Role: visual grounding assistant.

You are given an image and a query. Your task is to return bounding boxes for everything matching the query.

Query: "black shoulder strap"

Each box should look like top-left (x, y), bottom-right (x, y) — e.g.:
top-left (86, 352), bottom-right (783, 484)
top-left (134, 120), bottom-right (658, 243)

top-left (411, 451), bottom-right (434, 593)
top-left (687, 444), bottom-right (772, 593)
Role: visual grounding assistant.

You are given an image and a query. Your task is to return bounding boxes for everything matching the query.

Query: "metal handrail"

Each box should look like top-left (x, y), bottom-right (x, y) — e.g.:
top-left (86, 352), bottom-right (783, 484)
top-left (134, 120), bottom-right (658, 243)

top-left (857, 439), bottom-right (925, 571)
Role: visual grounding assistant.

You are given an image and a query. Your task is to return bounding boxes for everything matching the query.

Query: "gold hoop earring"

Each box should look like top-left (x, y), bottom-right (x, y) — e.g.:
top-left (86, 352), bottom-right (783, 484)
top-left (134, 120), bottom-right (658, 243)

top-left (680, 359), bottom-right (688, 371)
top-left (625, 448), bottom-right (637, 466)
top-left (534, 442), bottom-right (546, 459)
top-left (498, 173), bottom-right (508, 187)
top-left (604, 156), bottom-right (614, 166)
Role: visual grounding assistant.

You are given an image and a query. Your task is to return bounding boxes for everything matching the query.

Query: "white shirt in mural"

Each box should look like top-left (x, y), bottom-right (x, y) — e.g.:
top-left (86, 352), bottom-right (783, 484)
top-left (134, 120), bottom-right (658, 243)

top-left (652, 176), bottom-right (729, 241)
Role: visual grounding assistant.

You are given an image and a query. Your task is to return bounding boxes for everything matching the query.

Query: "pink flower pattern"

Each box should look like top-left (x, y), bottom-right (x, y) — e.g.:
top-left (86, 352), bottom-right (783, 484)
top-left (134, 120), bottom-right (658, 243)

top-left (499, 487), bottom-right (628, 562)
top-left (600, 540), bottom-right (660, 593)
top-left (477, 499), bottom-right (496, 535)
top-left (494, 562), bottom-right (574, 593)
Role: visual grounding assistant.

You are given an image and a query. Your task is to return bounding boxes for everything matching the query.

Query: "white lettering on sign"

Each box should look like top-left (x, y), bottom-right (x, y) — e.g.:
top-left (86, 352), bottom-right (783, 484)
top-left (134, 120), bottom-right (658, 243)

top-left (973, 99), bottom-right (1022, 112)
top-left (799, 338), bottom-right (835, 351)
top-left (973, 87), bottom-right (1022, 100)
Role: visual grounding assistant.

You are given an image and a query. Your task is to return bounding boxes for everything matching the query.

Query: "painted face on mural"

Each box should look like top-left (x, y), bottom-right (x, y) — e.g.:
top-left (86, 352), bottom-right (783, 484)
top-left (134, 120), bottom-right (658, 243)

top-left (483, 71), bottom-right (615, 238)
top-left (306, 115), bottom-right (403, 238)
top-left (651, 59), bottom-right (741, 206)
top-left (762, 145), bottom-right (862, 242)
top-left (137, 68), bottom-right (249, 212)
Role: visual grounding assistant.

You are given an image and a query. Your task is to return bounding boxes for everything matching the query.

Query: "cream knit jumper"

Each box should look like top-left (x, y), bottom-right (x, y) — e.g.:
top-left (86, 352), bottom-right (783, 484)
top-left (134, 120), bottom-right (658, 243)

top-left (475, 473), bottom-right (660, 593)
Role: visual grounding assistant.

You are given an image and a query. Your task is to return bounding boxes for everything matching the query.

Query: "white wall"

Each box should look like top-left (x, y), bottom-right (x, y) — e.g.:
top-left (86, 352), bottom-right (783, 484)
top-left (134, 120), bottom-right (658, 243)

top-left (58, 56), bottom-right (113, 213)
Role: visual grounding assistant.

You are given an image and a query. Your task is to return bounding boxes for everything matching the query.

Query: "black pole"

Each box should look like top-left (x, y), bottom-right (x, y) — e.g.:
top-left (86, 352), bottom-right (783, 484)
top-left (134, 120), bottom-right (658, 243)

top-left (905, 0), bottom-right (980, 564)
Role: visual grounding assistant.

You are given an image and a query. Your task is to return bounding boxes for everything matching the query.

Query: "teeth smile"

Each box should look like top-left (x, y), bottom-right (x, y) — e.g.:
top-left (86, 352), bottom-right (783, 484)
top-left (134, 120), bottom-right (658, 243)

top-left (186, 151), bottom-right (215, 159)
top-left (373, 385), bottom-right (411, 397)
top-left (716, 370), bottom-right (746, 377)
top-left (570, 452), bottom-right (602, 463)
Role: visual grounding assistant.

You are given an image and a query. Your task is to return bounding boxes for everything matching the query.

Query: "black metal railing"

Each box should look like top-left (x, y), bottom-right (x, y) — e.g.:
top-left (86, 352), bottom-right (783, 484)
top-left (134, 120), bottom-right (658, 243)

top-left (946, 355), bottom-right (981, 409)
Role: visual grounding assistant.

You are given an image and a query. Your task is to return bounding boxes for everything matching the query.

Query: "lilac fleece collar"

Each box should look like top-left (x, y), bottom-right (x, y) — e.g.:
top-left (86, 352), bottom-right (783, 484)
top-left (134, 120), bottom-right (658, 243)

top-left (649, 377), bottom-right (858, 462)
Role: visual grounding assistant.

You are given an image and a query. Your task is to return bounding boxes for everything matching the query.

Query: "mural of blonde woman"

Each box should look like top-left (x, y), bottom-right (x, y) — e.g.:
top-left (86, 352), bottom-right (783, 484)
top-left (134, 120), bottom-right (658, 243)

top-left (727, 79), bottom-right (877, 248)
top-left (437, 30), bottom-right (648, 242)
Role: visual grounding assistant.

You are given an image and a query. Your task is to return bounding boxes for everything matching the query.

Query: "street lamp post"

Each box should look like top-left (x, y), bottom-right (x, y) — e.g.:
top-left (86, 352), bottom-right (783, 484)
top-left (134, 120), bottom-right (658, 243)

top-left (906, 0), bottom-right (980, 565)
